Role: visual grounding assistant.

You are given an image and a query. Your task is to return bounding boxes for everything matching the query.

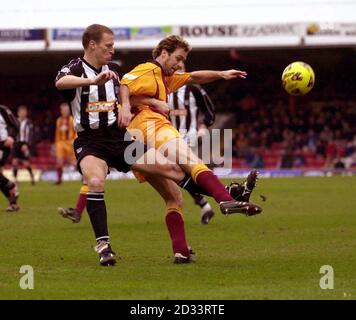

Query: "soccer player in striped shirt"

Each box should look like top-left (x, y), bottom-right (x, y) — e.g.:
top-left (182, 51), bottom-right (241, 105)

top-left (0, 104), bottom-right (20, 212)
top-left (12, 105), bottom-right (35, 185)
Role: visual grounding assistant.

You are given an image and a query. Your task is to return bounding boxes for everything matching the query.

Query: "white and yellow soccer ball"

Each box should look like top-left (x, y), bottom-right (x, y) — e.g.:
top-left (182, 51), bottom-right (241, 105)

top-left (281, 61), bottom-right (315, 96)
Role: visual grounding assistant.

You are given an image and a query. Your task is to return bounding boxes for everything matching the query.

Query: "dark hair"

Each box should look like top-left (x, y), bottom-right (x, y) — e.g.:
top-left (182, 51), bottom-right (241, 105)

top-left (17, 105), bottom-right (28, 111)
top-left (82, 24), bottom-right (114, 49)
top-left (152, 35), bottom-right (191, 59)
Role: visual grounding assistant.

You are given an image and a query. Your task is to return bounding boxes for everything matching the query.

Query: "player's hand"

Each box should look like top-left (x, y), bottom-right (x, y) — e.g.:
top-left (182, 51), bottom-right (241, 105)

top-left (4, 136), bottom-right (14, 148)
top-left (93, 70), bottom-right (118, 86)
top-left (220, 69), bottom-right (247, 80)
top-left (118, 103), bottom-right (132, 129)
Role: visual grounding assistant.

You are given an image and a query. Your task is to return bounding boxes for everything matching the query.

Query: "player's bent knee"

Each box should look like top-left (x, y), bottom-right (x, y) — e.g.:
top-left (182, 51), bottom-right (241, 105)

top-left (170, 163), bottom-right (185, 181)
top-left (160, 163), bottom-right (184, 181)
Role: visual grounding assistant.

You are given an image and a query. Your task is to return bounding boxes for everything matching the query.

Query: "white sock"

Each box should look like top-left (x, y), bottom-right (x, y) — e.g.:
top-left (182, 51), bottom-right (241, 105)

top-left (201, 203), bottom-right (212, 216)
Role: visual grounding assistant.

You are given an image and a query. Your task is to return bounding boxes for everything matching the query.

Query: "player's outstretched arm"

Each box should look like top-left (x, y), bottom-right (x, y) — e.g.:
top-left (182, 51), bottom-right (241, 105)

top-left (187, 69), bottom-right (247, 84)
top-left (55, 75), bottom-right (93, 90)
top-left (55, 70), bottom-right (117, 90)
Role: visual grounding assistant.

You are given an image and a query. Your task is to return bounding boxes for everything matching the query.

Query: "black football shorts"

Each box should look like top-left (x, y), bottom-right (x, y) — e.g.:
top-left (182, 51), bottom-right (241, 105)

top-left (73, 124), bottom-right (147, 174)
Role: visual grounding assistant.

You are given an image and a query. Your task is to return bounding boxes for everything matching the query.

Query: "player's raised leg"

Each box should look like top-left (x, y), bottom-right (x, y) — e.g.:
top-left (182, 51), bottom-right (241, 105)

top-left (130, 147), bottom-right (185, 182)
top-left (159, 137), bottom-right (262, 216)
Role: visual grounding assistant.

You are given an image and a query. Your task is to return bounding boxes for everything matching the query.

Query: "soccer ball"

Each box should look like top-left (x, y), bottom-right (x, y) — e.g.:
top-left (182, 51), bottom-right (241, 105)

top-left (281, 61), bottom-right (315, 96)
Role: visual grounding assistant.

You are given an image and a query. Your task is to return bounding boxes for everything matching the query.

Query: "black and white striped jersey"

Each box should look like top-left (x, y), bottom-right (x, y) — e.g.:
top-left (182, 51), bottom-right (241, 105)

top-left (168, 84), bottom-right (215, 134)
top-left (55, 58), bottom-right (120, 132)
top-left (0, 104), bottom-right (19, 143)
top-left (18, 118), bottom-right (33, 144)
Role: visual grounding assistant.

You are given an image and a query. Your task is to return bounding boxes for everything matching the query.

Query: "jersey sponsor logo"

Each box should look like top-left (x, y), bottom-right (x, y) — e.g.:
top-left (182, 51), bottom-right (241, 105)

top-left (86, 101), bottom-right (116, 113)
top-left (170, 109), bottom-right (188, 116)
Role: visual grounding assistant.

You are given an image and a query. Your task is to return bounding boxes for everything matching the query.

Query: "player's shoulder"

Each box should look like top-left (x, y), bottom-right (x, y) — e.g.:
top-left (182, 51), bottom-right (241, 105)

top-left (122, 62), bottom-right (157, 81)
top-left (65, 57), bottom-right (82, 67)
top-left (60, 58), bottom-right (83, 72)
top-left (133, 62), bottom-right (158, 74)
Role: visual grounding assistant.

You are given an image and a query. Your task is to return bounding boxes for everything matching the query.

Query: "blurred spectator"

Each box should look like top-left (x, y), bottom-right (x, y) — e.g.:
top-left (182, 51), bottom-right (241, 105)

top-left (278, 148), bottom-right (294, 169)
top-left (324, 140), bottom-right (337, 168)
top-left (246, 147), bottom-right (265, 169)
top-left (333, 157), bottom-right (346, 169)
top-left (293, 148), bottom-right (305, 168)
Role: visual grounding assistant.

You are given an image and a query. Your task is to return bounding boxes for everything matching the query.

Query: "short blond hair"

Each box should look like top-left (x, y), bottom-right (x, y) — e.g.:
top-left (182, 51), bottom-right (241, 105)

top-left (82, 24), bottom-right (114, 49)
top-left (152, 35), bottom-right (191, 59)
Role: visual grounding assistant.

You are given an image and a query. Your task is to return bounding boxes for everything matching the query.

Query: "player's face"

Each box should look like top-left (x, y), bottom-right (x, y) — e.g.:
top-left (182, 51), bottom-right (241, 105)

top-left (18, 108), bottom-right (27, 119)
top-left (163, 48), bottom-right (187, 76)
top-left (60, 104), bottom-right (70, 117)
top-left (94, 32), bottom-right (115, 66)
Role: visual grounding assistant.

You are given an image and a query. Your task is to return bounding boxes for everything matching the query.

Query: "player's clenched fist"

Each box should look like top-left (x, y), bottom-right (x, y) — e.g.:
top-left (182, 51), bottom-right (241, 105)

top-left (93, 70), bottom-right (118, 86)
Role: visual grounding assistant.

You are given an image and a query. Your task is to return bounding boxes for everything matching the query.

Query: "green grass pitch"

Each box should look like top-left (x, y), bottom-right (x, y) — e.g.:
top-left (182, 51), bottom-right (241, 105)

top-left (0, 176), bottom-right (355, 300)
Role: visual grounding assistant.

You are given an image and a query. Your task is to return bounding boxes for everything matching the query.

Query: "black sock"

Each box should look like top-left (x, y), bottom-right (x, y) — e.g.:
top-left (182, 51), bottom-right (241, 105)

top-left (188, 191), bottom-right (208, 208)
top-left (178, 174), bottom-right (211, 197)
top-left (86, 192), bottom-right (109, 242)
top-left (0, 174), bottom-right (17, 204)
top-left (0, 174), bottom-right (12, 198)
top-left (27, 166), bottom-right (34, 180)
top-left (13, 167), bottom-right (18, 179)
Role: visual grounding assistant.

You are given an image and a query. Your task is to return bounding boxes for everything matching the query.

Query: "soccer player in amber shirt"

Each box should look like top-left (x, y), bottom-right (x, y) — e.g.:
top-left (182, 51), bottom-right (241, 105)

top-left (120, 35), bottom-right (261, 262)
top-left (55, 102), bottom-right (76, 184)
